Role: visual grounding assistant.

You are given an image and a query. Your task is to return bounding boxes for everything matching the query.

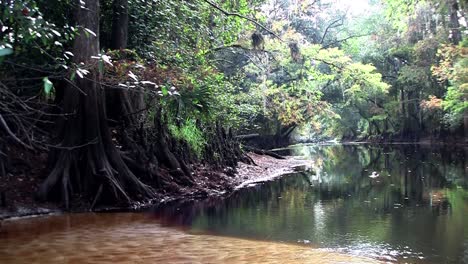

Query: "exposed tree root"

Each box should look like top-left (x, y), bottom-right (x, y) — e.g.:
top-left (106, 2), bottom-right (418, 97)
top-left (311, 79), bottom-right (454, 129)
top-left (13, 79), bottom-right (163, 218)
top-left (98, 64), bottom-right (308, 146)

top-left (242, 145), bottom-right (285, 159)
top-left (38, 69), bottom-right (154, 208)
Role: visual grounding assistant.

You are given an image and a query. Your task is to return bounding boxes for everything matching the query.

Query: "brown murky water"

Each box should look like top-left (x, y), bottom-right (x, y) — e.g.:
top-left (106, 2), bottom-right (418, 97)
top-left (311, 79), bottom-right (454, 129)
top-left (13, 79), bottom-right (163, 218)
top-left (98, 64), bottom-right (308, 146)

top-left (0, 213), bottom-right (380, 263)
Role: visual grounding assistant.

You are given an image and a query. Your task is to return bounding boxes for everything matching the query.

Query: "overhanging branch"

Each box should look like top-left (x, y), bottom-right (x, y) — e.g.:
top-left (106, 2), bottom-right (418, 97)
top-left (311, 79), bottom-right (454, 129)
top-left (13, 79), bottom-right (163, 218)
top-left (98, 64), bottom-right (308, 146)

top-left (322, 33), bottom-right (371, 49)
top-left (202, 0), bottom-right (284, 42)
top-left (320, 18), bottom-right (343, 44)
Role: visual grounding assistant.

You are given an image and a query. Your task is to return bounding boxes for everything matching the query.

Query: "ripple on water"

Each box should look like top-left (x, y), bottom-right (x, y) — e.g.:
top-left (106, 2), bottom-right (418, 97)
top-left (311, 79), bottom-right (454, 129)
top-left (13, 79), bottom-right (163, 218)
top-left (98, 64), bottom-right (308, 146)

top-left (0, 213), bottom-right (382, 264)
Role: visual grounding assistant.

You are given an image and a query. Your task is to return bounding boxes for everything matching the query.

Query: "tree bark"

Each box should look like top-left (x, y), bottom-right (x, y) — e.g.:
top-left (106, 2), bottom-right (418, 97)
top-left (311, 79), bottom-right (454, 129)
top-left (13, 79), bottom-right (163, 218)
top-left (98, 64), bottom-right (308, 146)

top-left (108, 0), bottom-right (144, 125)
top-left (464, 110), bottom-right (468, 142)
top-left (38, 0), bottom-right (153, 208)
top-left (153, 109), bottom-right (194, 185)
top-left (448, 0), bottom-right (461, 45)
top-left (110, 0), bottom-right (129, 50)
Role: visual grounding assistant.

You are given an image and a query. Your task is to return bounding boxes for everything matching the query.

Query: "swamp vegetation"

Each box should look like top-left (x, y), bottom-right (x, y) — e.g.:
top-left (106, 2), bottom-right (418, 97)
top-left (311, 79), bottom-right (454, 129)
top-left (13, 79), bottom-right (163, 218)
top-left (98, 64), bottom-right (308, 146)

top-left (0, 0), bottom-right (466, 209)
top-left (0, 0), bottom-right (467, 263)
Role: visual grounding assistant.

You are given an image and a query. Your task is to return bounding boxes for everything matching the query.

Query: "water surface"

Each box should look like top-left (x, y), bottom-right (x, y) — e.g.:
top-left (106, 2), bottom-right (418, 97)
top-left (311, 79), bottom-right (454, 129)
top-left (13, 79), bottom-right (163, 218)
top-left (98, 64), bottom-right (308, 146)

top-left (0, 144), bottom-right (467, 263)
top-left (153, 144), bottom-right (468, 263)
top-left (0, 213), bottom-right (378, 263)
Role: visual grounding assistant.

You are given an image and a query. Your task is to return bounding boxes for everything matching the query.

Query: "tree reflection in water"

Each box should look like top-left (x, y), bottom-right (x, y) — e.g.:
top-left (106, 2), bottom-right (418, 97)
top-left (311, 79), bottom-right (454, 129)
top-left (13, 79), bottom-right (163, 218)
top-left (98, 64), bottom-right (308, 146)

top-left (152, 144), bottom-right (468, 264)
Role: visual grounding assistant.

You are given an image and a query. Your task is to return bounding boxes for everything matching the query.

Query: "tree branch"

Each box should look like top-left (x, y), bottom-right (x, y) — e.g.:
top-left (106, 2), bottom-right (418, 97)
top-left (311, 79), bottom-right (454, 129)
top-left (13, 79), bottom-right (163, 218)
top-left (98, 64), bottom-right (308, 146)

top-left (209, 44), bottom-right (249, 53)
top-left (202, 0), bottom-right (284, 42)
top-left (312, 57), bottom-right (345, 70)
top-left (0, 113), bottom-right (33, 150)
top-left (320, 18), bottom-right (343, 44)
top-left (322, 33), bottom-right (371, 49)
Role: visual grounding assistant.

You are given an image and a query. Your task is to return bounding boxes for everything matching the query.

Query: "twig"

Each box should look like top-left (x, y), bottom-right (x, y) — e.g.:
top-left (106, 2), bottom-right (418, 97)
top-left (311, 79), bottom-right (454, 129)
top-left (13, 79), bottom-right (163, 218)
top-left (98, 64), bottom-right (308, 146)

top-left (90, 184), bottom-right (103, 211)
top-left (202, 0), bottom-right (284, 42)
top-left (44, 137), bottom-right (99, 150)
top-left (322, 33), bottom-right (371, 49)
top-left (312, 57), bottom-right (344, 70)
top-left (320, 18), bottom-right (343, 44)
top-left (0, 113), bottom-right (33, 150)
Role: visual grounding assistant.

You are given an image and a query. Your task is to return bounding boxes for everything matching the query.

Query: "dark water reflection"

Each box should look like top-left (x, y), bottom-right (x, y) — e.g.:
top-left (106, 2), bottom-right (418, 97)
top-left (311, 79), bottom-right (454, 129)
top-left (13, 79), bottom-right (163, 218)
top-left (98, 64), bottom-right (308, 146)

top-left (153, 144), bottom-right (468, 264)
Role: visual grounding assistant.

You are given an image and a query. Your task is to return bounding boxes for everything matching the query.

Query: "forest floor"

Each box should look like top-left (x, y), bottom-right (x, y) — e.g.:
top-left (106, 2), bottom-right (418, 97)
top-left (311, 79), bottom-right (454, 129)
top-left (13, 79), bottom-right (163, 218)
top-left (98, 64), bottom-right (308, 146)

top-left (0, 153), bottom-right (309, 220)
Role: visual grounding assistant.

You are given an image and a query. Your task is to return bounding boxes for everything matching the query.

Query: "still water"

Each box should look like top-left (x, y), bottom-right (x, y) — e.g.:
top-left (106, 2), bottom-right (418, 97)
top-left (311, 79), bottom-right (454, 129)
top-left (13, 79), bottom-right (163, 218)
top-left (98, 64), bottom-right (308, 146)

top-left (0, 144), bottom-right (467, 263)
top-left (153, 144), bottom-right (468, 263)
top-left (0, 213), bottom-right (378, 263)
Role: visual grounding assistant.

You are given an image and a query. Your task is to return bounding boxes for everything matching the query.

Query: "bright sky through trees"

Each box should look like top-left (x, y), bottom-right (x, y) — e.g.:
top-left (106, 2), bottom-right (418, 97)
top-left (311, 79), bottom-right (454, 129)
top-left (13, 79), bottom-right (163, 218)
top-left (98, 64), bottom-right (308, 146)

top-left (336, 0), bottom-right (371, 15)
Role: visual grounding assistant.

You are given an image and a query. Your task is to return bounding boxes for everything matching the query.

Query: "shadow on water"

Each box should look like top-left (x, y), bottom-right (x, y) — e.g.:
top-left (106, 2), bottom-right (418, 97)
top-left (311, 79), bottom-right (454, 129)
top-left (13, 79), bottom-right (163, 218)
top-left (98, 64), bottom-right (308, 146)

top-left (151, 144), bottom-right (468, 264)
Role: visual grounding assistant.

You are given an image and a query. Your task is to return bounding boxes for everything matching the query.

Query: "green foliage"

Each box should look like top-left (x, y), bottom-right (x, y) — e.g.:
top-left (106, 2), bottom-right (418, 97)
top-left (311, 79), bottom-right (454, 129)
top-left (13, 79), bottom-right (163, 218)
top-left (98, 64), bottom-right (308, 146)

top-left (169, 119), bottom-right (206, 158)
top-left (442, 85), bottom-right (468, 127)
top-left (432, 44), bottom-right (468, 128)
top-left (0, 0), bottom-right (75, 67)
top-left (341, 63), bottom-right (389, 101)
top-left (42, 76), bottom-right (54, 99)
top-left (125, 0), bottom-right (259, 60)
top-left (4, 0), bottom-right (467, 150)
top-left (382, 0), bottom-right (419, 32)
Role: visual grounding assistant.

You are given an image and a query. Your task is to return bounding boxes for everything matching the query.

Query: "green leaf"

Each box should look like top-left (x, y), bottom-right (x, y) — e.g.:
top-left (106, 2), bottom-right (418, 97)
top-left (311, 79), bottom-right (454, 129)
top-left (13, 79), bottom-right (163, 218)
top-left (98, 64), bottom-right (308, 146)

top-left (43, 77), bottom-right (54, 95)
top-left (161, 86), bottom-right (168, 96)
top-left (0, 48), bottom-right (13, 57)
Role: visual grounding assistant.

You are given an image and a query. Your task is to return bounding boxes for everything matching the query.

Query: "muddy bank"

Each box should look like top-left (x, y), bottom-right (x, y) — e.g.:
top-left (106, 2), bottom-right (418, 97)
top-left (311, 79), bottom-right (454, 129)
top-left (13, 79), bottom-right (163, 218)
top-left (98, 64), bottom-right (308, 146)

top-left (0, 153), bottom-right (308, 220)
top-left (234, 153), bottom-right (310, 189)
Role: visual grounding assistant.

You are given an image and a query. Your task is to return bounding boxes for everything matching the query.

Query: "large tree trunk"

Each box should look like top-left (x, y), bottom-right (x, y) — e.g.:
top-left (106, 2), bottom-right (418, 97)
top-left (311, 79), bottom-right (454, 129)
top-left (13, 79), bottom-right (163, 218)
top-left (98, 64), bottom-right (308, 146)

top-left (108, 1), bottom-right (194, 184)
top-left (38, 0), bottom-right (153, 208)
top-left (108, 0), bottom-right (144, 125)
top-left (110, 0), bottom-right (129, 50)
top-left (448, 0), bottom-right (461, 45)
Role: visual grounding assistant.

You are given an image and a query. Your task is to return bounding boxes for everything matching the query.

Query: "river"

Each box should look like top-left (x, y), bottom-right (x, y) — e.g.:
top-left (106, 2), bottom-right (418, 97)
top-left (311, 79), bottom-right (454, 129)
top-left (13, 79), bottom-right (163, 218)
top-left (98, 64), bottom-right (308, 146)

top-left (0, 144), bottom-right (467, 263)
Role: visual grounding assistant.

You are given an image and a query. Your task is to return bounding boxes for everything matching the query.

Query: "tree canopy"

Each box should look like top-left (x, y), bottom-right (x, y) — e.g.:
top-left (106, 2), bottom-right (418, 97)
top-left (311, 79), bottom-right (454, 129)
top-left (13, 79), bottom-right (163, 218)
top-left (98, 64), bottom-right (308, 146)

top-left (0, 0), bottom-right (466, 206)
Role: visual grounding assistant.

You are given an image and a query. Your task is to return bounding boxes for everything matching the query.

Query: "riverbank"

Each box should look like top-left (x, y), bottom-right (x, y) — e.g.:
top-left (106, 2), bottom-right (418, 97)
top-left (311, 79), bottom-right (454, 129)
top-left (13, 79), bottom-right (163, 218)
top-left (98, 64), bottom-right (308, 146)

top-left (0, 153), bottom-right (309, 221)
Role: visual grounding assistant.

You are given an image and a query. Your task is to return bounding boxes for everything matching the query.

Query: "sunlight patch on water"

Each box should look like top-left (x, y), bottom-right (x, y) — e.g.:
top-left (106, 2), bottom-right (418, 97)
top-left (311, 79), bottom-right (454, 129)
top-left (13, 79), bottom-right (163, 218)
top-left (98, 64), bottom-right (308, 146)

top-left (313, 202), bottom-right (326, 232)
top-left (332, 242), bottom-right (424, 262)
